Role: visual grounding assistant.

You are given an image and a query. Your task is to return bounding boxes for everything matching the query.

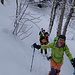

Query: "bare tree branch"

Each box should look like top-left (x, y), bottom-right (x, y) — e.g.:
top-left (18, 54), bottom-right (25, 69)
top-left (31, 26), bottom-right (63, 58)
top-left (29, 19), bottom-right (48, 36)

top-left (18, 26), bottom-right (33, 36)
top-left (21, 32), bottom-right (32, 40)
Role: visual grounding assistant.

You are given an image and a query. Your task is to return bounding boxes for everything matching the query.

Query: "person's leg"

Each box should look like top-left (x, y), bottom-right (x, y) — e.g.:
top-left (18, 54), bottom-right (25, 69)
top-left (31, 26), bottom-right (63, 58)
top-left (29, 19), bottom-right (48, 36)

top-left (56, 70), bottom-right (60, 75)
top-left (48, 71), bottom-right (51, 75)
top-left (49, 59), bottom-right (57, 75)
top-left (44, 49), bottom-right (47, 54)
top-left (49, 59), bottom-right (62, 75)
top-left (40, 43), bottom-right (43, 54)
top-left (41, 49), bottom-right (43, 54)
top-left (50, 68), bottom-right (56, 75)
top-left (55, 63), bottom-right (62, 75)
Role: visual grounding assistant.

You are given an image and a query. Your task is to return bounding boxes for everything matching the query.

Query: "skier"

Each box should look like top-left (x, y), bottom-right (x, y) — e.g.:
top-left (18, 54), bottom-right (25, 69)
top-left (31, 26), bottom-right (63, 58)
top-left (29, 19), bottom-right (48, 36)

top-left (40, 32), bottom-right (49, 55)
top-left (32, 35), bottom-right (75, 75)
top-left (39, 28), bottom-right (45, 51)
top-left (39, 28), bottom-right (45, 39)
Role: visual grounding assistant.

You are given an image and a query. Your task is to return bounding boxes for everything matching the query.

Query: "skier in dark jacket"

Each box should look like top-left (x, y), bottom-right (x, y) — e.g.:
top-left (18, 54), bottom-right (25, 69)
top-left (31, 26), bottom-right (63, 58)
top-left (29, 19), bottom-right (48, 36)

top-left (40, 32), bottom-right (49, 55)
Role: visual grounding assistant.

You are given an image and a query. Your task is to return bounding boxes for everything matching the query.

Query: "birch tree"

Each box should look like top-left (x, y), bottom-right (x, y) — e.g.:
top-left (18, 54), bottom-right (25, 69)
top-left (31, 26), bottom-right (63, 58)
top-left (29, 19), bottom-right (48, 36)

top-left (13, 0), bottom-right (30, 36)
top-left (62, 0), bottom-right (75, 35)
top-left (48, 0), bottom-right (58, 35)
top-left (13, 0), bottom-right (19, 35)
top-left (57, 0), bottom-right (66, 36)
top-left (62, 8), bottom-right (74, 35)
top-left (0, 0), bottom-right (4, 4)
top-left (13, 0), bottom-right (40, 40)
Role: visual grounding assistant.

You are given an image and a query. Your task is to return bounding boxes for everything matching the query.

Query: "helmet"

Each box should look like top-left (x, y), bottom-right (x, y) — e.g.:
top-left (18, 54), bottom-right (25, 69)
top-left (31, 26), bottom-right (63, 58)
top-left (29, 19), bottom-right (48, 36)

top-left (44, 32), bottom-right (49, 36)
top-left (58, 35), bottom-right (66, 41)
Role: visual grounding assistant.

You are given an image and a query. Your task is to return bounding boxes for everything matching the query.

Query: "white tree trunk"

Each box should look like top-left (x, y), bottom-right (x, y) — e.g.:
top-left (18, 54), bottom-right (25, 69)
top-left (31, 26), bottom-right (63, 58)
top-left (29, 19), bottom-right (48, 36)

top-left (57, 0), bottom-right (66, 36)
top-left (62, 0), bottom-right (75, 35)
top-left (13, 0), bottom-right (19, 35)
top-left (62, 8), bottom-right (74, 35)
top-left (48, 0), bottom-right (58, 35)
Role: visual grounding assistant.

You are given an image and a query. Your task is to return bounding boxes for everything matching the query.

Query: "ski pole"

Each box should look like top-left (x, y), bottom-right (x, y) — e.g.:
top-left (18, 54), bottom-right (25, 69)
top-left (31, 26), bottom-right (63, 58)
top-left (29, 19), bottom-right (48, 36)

top-left (73, 67), bottom-right (75, 75)
top-left (30, 47), bottom-right (35, 72)
top-left (73, 58), bottom-right (75, 75)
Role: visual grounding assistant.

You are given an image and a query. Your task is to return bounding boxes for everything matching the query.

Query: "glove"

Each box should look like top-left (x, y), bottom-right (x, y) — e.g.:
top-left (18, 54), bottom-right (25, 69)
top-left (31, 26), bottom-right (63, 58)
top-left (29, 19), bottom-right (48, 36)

top-left (70, 58), bottom-right (75, 67)
top-left (47, 56), bottom-right (52, 60)
top-left (32, 43), bottom-right (41, 49)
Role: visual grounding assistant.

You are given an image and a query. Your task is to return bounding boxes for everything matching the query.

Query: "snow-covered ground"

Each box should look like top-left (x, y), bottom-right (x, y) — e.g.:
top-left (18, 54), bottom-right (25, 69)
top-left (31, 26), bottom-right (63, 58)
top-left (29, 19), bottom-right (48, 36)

top-left (0, 1), bottom-right (75, 75)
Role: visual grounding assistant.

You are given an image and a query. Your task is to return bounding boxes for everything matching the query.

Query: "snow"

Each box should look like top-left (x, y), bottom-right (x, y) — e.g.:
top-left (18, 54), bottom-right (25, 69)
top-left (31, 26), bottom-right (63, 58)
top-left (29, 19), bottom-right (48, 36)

top-left (0, 1), bottom-right (75, 75)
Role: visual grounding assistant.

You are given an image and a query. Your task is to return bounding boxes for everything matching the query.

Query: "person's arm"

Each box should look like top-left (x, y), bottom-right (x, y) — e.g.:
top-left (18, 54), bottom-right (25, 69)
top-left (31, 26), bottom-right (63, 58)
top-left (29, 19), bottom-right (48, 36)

top-left (39, 31), bottom-right (41, 35)
top-left (65, 45), bottom-right (75, 67)
top-left (65, 45), bottom-right (73, 60)
top-left (41, 42), bottom-right (54, 49)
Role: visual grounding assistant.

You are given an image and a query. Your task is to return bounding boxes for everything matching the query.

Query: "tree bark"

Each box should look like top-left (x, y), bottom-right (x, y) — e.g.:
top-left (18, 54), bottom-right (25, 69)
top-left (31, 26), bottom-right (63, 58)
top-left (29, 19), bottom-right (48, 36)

top-left (13, 0), bottom-right (19, 35)
top-left (57, 0), bottom-right (66, 36)
top-left (62, 0), bottom-right (75, 35)
top-left (49, 0), bottom-right (58, 35)
top-left (62, 8), bottom-right (74, 35)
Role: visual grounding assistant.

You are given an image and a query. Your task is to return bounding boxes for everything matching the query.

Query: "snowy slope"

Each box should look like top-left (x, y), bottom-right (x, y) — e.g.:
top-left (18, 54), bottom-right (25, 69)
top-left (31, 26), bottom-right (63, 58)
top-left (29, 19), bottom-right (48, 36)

top-left (0, 1), bottom-right (75, 75)
top-left (0, 28), bottom-right (74, 75)
top-left (0, 28), bottom-right (50, 75)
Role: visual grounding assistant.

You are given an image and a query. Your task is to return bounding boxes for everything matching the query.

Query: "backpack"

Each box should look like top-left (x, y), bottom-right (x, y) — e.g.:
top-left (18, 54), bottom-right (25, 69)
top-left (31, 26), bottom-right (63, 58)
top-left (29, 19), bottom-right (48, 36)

top-left (39, 31), bottom-right (44, 39)
top-left (54, 37), bottom-right (58, 42)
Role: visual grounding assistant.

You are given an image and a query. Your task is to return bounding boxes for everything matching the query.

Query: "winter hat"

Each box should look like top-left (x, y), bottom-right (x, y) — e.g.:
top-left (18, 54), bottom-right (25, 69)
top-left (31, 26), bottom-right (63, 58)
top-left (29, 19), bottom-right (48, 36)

top-left (58, 35), bottom-right (66, 41)
top-left (44, 32), bottom-right (49, 36)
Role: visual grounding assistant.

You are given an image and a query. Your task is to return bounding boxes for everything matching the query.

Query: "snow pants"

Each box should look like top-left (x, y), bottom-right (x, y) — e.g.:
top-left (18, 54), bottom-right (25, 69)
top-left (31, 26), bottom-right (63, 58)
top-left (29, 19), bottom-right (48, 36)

top-left (41, 49), bottom-right (47, 54)
top-left (48, 59), bottom-right (62, 75)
